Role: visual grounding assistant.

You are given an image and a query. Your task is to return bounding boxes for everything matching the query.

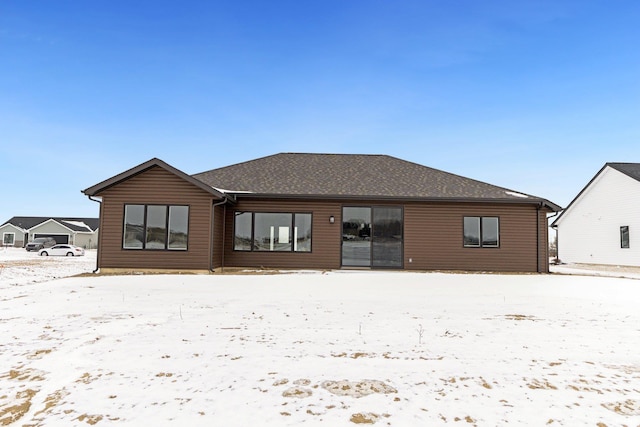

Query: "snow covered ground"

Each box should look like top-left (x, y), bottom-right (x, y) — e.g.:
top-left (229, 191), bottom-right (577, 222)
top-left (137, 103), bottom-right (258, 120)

top-left (0, 246), bottom-right (96, 286)
top-left (1, 248), bottom-right (639, 426)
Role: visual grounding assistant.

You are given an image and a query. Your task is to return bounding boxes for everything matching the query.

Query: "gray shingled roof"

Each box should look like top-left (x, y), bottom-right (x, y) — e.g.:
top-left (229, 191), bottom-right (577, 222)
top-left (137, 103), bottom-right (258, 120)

top-left (607, 163), bottom-right (640, 182)
top-left (1, 217), bottom-right (99, 232)
top-left (193, 153), bottom-right (559, 209)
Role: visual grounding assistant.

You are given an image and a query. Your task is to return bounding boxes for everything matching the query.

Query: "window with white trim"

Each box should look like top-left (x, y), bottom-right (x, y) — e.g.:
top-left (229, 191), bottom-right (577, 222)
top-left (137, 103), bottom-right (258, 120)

top-left (3, 232), bottom-right (15, 246)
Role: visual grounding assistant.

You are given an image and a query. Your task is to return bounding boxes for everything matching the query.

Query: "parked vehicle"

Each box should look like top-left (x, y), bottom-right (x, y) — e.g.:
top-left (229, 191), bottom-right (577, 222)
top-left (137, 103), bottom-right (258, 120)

top-left (39, 244), bottom-right (85, 257)
top-left (25, 237), bottom-right (57, 251)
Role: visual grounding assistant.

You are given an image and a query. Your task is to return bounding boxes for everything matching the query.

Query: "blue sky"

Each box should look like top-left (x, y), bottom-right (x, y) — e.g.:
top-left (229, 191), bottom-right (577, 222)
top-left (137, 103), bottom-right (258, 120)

top-left (1, 1), bottom-right (639, 222)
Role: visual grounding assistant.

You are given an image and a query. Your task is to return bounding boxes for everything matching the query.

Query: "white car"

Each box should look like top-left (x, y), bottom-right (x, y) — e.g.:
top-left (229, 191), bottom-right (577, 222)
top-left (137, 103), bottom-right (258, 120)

top-left (39, 244), bottom-right (85, 257)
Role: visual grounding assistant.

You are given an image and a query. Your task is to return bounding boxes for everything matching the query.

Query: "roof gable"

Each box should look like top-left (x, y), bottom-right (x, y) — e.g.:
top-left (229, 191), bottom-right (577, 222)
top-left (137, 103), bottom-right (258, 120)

top-left (551, 162), bottom-right (640, 226)
top-left (30, 218), bottom-right (76, 233)
top-left (194, 153), bottom-right (559, 209)
top-left (0, 223), bottom-right (25, 233)
top-left (83, 158), bottom-right (226, 199)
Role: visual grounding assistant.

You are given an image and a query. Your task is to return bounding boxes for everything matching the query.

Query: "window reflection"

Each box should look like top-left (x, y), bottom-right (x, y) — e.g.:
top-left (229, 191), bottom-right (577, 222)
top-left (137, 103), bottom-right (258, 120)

top-left (146, 206), bottom-right (167, 249)
top-left (254, 213), bottom-right (292, 251)
top-left (234, 212), bottom-right (253, 251)
top-left (294, 213), bottom-right (312, 252)
top-left (233, 211), bottom-right (312, 252)
top-left (168, 206), bottom-right (189, 249)
top-left (482, 217), bottom-right (499, 247)
top-left (123, 204), bottom-right (189, 250)
top-left (123, 205), bottom-right (145, 249)
top-left (463, 217), bottom-right (481, 247)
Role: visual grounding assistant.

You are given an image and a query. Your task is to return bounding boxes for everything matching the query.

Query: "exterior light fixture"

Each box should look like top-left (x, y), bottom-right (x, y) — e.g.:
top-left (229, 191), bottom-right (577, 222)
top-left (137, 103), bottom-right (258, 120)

top-left (329, 215), bottom-right (335, 224)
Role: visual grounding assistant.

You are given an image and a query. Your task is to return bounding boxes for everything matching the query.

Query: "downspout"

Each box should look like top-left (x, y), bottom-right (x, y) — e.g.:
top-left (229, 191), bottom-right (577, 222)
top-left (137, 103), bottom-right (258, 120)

top-left (210, 199), bottom-right (228, 273)
top-left (88, 196), bottom-right (102, 273)
top-left (221, 204), bottom-right (226, 272)
top-left (536, 203), bottom-right (541, 273)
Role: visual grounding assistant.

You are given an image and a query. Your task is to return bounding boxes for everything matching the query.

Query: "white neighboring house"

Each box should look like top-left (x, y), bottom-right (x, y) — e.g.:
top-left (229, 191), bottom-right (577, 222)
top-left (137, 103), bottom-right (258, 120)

top-left (0, 217), bottom-right (99, 249)
top-left (551, 163), bottom-right (640, 267)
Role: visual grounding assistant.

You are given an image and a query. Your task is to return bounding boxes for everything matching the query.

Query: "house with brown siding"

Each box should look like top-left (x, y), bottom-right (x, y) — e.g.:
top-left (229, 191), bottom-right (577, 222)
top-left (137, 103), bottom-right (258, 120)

top-left (82, 153), bottom-right (560, 273)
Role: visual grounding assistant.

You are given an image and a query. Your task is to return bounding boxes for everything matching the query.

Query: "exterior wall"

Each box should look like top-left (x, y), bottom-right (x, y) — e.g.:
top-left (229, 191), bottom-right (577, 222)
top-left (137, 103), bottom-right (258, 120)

top-left (555, 167), bottom-right (640, 266)
top-left (74, 231), bottom-right (99, 249)
top-left (403, 202), bottom-right (546, 272)
top-left (96, 166), bottom-right (216, 271)
top-left (1, 224), bottom-right (26, 247)
top-left (223, 199), bottom-right (548, 272)
top-left (538, 209), bottom-right (550, 273)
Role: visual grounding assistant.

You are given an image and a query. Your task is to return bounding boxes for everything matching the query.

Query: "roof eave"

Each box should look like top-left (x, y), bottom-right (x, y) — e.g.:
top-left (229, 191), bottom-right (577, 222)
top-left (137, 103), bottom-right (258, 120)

top-left (229, 192), bottom-right (560, 209)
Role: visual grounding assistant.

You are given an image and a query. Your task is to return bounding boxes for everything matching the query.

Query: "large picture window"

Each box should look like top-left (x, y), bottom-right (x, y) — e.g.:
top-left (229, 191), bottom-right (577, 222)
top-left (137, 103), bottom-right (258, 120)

top-left (255, 213), bottom-right (292, 251)
top-left (233, 211), bottom-right (312, 252)
top-left (123, 204), bottom-right (189, 250)
top-left (464, 216), bottom-right (499, 248)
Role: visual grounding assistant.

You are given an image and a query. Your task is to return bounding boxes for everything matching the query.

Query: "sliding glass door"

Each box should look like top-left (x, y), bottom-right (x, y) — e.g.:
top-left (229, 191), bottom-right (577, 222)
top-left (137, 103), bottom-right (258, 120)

top-left (341, 207), bottom-right (371, 266)
top-left (341, 206), bottom-right (403, 268)
top-left (371, 207), bottom-right (403, 268)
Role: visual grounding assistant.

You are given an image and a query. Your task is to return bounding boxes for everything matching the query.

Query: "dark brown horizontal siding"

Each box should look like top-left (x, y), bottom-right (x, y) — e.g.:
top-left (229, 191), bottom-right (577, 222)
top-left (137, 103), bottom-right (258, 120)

top-left (404, 202), bottom-right (542, 272)
top-left (538, 209), bottom-right (550, 273)
top-left (223, 199), bottom-right (546, 272)
top-left (223, 199), bottom-right (343, 269)
top-left (97, 166), bottom-right (215, 270)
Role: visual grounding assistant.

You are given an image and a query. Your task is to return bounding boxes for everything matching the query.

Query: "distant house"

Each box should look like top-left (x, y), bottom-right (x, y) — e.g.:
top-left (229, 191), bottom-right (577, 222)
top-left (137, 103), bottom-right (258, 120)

top-left (551, 163), bottom-right (640, 267)
top-left (0, 217), bottom-right (99, 249)
top-left (82, 153), bottom-right (559, 273)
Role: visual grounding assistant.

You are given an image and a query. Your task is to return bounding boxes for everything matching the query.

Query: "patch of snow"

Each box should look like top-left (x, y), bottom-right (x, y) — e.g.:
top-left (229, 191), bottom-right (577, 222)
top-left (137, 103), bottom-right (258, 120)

top-left (0, 254), bottom-right (639, 425)
top-left (60, 220), bottom-right (92, 231)
top-left (212, 187), bottom-right (254, 194)
top-left (505, 190), bottom-right (529, 198)
top-left (551, 262), bottom-right (640, 280)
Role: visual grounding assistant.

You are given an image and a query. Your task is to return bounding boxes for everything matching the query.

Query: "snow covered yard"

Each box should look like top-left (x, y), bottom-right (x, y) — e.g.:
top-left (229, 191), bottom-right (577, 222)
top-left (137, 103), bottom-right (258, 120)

top-left (1, 254), bottom-right (639, 426)
top-left (0, 247), bottom-right (96, 286)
